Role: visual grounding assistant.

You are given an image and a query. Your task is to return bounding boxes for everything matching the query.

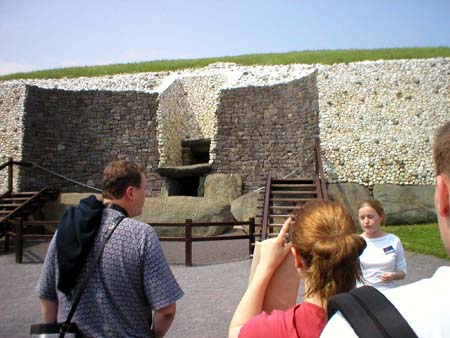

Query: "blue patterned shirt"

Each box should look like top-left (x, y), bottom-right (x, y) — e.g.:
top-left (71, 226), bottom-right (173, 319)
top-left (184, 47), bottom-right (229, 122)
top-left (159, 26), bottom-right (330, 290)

top-left (36, 208), bottom-right (183, 338)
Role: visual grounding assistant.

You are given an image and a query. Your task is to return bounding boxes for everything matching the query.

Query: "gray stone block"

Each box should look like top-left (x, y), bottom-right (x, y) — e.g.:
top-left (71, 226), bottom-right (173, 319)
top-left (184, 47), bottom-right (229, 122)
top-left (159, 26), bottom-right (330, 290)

top-left (204, 173), bottom-right (243, 204)
top-left (137, 196), bottom-right (235, 237)
top-left (327, 183), bottom-right (370, 221)
top-left (373, 184), bottom-right (437, 225)
top-left (230, 191), bottom-right (260, 222)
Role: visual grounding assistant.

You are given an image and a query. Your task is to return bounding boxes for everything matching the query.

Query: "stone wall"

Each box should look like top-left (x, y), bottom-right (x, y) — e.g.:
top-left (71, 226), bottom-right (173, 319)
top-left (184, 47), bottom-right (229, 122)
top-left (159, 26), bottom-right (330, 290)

top-left (318, 58), bottom-right (450, 186)
top-left (1, 59), bottom-right (449, 196)
top-left (212, 71), bottom-right (319, 192)
top-left (157, 80), bottom-right (193, 166)
top-left (181, 75), bottom-right (226, 139)
top-left (157, 75), bottom-right (225, 166)
top-left (19, 86), bottom-right (162, 195)
top-left (0, 83), bottom-right (27, 191)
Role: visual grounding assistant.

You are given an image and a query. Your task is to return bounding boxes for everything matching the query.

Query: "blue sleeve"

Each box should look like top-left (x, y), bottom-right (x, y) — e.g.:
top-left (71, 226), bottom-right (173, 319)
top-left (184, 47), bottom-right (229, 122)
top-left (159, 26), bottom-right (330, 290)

top-left (142, 227), bottom-right (183, 310)
top-left (35, 235), bottom-right (58, 300)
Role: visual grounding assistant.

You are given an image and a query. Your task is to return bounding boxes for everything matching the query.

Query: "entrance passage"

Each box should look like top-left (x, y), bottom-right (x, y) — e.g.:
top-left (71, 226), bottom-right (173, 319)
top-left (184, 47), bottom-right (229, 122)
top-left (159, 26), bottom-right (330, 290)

top-left (155, 163), bottom-right (211, 198)
top-left (166, 176), bottom-right (200, 196)
top-left (181, 139), bottom-right (210, 165)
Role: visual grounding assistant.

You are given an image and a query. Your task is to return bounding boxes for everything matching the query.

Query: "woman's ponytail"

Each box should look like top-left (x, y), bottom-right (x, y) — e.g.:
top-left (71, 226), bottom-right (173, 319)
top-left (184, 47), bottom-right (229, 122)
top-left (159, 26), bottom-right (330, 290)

top-left (292, 201), bottom-right (367, 300)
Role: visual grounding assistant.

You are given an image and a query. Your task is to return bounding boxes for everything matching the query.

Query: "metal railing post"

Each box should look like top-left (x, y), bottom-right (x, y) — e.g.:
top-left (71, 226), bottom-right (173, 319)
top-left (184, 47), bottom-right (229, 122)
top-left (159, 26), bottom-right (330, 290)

top-left (185, 219), bottom-right (193, 267)
top-left (249, 218), bottom-right (255, 256)
top-left (7, 157), bottom-right (13, 193)
top-left (16, 218), bottom-right (23, 263)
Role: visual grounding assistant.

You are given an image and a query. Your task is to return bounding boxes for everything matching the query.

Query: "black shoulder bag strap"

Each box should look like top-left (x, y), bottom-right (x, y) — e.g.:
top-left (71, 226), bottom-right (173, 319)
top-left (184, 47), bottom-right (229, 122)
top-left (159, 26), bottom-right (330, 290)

top-left (59, 216), bottom-right (125, 338)
top-left (327, 285), bottom-right (418, 338)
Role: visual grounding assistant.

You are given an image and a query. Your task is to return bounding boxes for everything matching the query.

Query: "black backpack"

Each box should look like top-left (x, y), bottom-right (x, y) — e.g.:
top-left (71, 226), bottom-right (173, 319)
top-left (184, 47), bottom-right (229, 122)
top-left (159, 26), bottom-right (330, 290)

top-left (327, 286), bottom-right (418, 338)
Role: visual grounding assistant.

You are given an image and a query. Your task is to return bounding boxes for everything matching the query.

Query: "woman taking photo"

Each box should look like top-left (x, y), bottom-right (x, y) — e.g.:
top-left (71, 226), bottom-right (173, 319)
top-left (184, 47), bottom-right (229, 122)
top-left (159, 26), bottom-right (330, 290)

top-left (229, 201), bottom-right (367, 338)
top-left (357, 199), bottom-right (407, 290)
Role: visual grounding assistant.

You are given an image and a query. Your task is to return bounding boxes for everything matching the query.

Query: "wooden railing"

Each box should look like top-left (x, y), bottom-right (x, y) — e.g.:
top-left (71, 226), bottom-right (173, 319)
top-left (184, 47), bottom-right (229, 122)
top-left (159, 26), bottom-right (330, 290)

top-left (313, 135), bottom-right (328, 200)
top-left (6, 218), bottom-right (257, 266)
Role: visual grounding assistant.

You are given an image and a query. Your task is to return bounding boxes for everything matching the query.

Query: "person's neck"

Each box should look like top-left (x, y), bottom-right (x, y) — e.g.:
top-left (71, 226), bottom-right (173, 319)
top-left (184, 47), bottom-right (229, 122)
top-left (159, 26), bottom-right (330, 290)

top-left (303, 280), bottom-right (327, 309)
top-left (103, 199), bottom-right (131, 217)
top-left (363, 231), bottom-right (385, 239)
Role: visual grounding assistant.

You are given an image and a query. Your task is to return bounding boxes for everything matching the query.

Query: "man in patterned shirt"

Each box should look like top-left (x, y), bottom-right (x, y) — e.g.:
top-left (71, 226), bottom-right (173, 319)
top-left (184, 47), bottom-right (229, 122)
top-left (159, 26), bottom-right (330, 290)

top-left (36, 160), bottom-right (183, 338)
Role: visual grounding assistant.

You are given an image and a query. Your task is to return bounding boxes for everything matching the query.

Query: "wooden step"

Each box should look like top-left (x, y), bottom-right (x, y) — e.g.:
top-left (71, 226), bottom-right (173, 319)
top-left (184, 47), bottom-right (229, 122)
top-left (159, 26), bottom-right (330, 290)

top-left (257, 205), bottom-right (304, 210)
top-left (270, 198), bottom-right (316, 202)
top-left (271, 184), bottom-right (317, 188)
top-left (0, 203), bottom-right (22, 208)
top-left (271, 178), bottom-right (314, 183)
top-left (2, 197), bottom-right (30, 202)
top-left (270, 190), bottom-right (317, 195)
top-left (12, 191), bottom-right (39, 196)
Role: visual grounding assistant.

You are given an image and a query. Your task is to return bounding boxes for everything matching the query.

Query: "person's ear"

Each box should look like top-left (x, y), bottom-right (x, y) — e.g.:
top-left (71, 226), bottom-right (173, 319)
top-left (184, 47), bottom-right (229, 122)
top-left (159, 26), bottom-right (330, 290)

top-left (124, 186), bottom-right (134, 201)
top-left (291, 247), bottom-right (303, 269)
top-left (436, 175), bottom-right (450, 217)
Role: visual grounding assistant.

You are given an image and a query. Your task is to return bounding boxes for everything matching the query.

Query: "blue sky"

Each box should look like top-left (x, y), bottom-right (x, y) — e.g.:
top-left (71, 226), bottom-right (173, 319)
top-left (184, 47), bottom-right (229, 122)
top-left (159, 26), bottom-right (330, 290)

top-left (1, 0), bottom-right (449, 75)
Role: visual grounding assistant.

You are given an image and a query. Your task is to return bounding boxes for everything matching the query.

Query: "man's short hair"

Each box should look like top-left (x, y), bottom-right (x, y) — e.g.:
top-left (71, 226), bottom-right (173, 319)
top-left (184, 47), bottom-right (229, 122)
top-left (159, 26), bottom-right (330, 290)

top-left (433, 120), bottom-right (450, 176)
top-left (103, 160), bottom-right (145, 199)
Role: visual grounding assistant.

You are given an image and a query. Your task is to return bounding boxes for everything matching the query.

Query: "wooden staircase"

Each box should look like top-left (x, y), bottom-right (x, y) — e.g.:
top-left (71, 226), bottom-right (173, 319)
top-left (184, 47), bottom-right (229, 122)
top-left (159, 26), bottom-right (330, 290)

top-left (0, 188), bottom-right (59, 238)
top-left (257, 136), bottom-right (328, 240)
top-left (257, 176), bottom-right (326, 240)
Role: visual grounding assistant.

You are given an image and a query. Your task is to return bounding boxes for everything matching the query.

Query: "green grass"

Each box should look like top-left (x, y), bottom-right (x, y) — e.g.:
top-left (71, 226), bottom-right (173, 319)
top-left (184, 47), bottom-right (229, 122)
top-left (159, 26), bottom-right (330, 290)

top-left (1, 46), bottom-right (450, 80)
top-left (381, 223), bottom-right (449, 259)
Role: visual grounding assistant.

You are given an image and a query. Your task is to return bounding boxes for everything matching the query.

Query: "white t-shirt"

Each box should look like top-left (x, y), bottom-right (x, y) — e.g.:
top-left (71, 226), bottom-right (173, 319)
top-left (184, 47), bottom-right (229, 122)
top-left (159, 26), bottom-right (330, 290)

top-left (320, 266), bottom-right (450, 338)
top-left (359, 233), bottom-right (407, 290)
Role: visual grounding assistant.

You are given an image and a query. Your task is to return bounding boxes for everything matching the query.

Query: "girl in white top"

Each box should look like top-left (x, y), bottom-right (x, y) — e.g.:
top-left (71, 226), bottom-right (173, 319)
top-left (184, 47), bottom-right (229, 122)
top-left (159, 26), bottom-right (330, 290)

top-left (358, 199), bottom-right (407, 290)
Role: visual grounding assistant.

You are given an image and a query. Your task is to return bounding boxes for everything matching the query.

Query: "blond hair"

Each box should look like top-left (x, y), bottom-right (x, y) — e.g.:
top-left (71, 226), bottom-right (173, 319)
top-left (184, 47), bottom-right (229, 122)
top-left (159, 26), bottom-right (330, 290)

top-left (292, 201), bottom-right (366, 300)
top-left (433, 120), bottom-right (450, 176)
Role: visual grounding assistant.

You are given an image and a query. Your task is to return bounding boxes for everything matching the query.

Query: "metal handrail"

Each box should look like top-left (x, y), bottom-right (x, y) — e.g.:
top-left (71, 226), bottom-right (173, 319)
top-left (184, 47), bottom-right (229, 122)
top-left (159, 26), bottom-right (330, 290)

top-left (0, 158), bottom-right (101, 192)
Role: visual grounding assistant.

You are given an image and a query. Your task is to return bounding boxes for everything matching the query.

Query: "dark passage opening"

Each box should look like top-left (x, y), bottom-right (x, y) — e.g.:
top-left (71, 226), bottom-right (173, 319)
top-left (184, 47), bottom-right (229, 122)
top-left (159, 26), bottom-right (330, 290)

top-left (166, 176), bottom-right (201, 197)
top-left (182, 139), bottom-right (210, 165)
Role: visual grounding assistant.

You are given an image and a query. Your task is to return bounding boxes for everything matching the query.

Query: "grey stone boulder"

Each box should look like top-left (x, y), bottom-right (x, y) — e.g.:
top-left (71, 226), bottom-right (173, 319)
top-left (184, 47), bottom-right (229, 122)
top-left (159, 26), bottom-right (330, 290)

top-left (154, 163), bottom-right (211, 177)
top-left (373, 184), bottom-right (437, 224)
top-left (137, 196), bottom-right (235, 237)
top-left (231, 191), bottom-right (260, 222)
top-left (327, 183), bottom-right (370, 221)
top-left (204, 173), bottom-right (243, 204)
top-left (43, 192), bottom-right (103, 221)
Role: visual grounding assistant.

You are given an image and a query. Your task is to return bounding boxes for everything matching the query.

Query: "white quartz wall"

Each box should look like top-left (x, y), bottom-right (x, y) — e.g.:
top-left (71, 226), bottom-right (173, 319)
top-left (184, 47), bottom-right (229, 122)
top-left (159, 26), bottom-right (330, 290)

top-left (180, 75), bottom-right (226, 139)
top-left (318, 58), bottom-right (450, 185)
top-left (0, 83), bottom-right (27, 191)
top-left (1, 58), bottom-right (449, 190)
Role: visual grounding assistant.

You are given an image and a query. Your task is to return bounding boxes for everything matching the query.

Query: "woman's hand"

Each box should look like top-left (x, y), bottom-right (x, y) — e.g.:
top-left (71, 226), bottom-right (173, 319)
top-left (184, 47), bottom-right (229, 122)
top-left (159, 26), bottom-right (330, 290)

top-left (380, 272), bottom-right (395, 282)
top-left (228, 217), bottom-right (295, 338)
top-left (380, 270), bottom-right (406, 282)
top-left (257, 217), bottom-right (293, 274)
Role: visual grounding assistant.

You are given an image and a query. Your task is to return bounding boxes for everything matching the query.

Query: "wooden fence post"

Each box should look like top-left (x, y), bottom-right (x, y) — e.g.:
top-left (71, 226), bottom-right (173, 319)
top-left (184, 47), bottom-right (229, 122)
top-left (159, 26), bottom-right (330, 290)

top-left (185, 219), bottom-right (193, 267)
top-left (4, 226), bottom-right (9, 252)
top-left (16, 218), bottom-right (23, 264)
top-left (7, 157), bottom-right (13, 193)
top-left (249, 218), bottom-right (255, 256)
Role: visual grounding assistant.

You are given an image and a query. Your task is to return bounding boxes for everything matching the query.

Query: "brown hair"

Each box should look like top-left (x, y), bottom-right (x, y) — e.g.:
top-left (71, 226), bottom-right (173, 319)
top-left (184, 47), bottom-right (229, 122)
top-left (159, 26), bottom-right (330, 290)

top-left (357, 199), bottom-right (385, 220)
top-left (291, 200), bottom-right (366, 300)
top-left (102, 160), bottom-right (145, 199)
top-left (433, 120), bottom-right (450, 176)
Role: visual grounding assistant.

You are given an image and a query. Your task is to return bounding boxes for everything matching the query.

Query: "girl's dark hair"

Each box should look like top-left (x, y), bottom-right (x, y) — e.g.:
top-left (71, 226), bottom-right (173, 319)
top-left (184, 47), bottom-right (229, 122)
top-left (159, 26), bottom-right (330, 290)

top-left (291, 200), bottom-right (366, 300)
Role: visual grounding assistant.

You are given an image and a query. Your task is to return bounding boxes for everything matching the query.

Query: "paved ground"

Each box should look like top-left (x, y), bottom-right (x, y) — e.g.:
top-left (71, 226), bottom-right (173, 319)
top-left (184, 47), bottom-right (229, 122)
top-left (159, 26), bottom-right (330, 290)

top-left (1, 237), bottom-right (449, 338)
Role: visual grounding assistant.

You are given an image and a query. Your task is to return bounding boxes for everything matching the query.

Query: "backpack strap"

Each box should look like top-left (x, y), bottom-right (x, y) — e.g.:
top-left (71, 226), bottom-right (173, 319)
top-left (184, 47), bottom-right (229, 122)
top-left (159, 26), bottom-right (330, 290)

top-left (327, 286), bottom-right (418, 338)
